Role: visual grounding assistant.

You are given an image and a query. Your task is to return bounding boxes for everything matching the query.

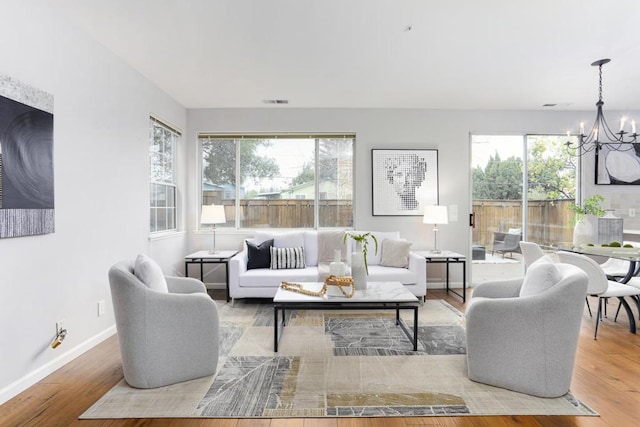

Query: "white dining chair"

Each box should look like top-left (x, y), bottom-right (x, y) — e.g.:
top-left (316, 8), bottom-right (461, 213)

top-left (519, 241), bottom-right (545, 267)
top-left (557, 251), bottom-right (640, 339)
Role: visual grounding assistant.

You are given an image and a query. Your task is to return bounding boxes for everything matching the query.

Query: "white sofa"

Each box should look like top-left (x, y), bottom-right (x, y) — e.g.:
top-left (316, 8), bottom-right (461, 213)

top-left (229, 230), bottom-right (426, 301)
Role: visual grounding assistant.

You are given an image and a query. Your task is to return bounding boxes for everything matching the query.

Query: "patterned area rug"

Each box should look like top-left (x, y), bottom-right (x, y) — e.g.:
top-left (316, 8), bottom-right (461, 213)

top-left (81, 300), bottom-right (596, 419)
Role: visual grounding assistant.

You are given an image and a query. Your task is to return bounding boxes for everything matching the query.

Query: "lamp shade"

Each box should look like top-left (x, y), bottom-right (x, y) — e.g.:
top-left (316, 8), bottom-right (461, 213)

top-left (201, 204), bottom-right (226, 225)
top-left (423, 205), bottom-right (448, 225)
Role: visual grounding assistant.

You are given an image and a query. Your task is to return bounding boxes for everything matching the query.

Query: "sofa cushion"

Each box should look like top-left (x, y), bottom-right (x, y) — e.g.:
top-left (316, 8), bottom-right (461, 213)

top-left (380, 239), bottom-right (412, 268)
top-left (519, 258), bottom-right (561, 297)
top-left (347, 231), bottom-right (399, 266)
top-left (270, 247), bottom-right (306, 269)
top-left (239, 266), bottom-right (320, 287)
top-left (134, 253), bottom-right (168, 293)
top-left (303, 231), bottom-right (318, 266)
top-left (255, 231), bottom-right (304, 248)
top-left (247, 239), bottom-right (274, 270)
top-left (366, 265), bottom-right (418, 285)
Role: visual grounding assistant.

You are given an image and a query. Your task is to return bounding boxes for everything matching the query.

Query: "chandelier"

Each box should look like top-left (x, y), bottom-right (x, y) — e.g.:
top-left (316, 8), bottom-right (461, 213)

top-left (566, 59), bottom-right (637, 156)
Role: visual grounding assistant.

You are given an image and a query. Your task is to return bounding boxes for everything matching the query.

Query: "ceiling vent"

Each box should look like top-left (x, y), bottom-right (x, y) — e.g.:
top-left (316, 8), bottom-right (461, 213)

top-left (263, 99), bottom-right (289, 104)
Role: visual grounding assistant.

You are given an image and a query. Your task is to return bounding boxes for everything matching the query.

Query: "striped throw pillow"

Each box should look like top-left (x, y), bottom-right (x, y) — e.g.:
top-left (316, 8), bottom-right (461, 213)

top-left (270, 247), bottom-right (306, 269)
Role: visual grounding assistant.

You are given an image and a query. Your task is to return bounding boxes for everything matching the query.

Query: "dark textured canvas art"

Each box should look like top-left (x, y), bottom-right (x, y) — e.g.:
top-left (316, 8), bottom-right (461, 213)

top-left (0, 74), bottom-right (54, 238)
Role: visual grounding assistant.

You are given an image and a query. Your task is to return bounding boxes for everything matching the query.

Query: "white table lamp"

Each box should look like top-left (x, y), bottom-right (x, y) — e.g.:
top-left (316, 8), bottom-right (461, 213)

top-left (201, 204), bottom-right (226, 254)
top-left (423, 205), bottom-right (448, 253)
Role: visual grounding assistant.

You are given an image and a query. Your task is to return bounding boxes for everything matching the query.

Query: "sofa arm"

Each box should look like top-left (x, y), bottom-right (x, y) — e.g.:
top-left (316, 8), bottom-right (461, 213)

top-left (408, 252), bottom-right (426, 287)
top-left (229, 251), bottom-right (248, 297)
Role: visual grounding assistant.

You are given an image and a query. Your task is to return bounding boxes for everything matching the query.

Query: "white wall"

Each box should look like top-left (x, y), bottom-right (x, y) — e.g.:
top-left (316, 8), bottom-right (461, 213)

top-left (186, 108), bottom-right (640, 285)
top-left (0, 2), bottom-right (187, 403)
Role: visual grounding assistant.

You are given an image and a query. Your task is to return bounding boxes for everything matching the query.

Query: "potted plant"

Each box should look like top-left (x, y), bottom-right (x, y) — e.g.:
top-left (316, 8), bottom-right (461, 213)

top-left (570, 194), bottom-right (605, 246)
top-left (343, 232), bottom-right (378, 274)
top-left (570, 194), bottom-right (605, 226)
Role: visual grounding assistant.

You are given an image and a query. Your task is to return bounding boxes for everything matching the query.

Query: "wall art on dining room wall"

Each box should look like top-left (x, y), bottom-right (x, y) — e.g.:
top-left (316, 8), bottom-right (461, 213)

top-left (372, 149), bottom-right (438, 216)
top-left (0, 73), bottom-right (54, 238)
top-left (596, 143), bottom-right (640, 185)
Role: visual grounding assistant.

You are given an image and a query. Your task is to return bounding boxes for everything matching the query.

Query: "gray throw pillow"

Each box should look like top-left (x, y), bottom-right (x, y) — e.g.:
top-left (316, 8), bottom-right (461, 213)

top-left (380, 239), bottom-right (412, 268)
top-left (134, 253), bottom-right (169, 293)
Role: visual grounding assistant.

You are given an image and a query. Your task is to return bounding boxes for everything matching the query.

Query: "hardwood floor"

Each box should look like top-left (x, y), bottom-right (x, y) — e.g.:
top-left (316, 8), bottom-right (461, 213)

top-left (2, 289), bottom-right (639, 426)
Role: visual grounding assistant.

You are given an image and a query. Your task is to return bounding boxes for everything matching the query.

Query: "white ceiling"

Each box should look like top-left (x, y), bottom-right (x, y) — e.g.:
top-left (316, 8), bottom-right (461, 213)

top-left (55, 0), bottom-right (640, 110)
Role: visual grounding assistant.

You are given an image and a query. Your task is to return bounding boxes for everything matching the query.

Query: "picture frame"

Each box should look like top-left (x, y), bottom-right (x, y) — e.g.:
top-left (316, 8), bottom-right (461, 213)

top-left (371, 149), bottom-right (438, 216)
top-left (595, 143), bottom-right (640, 185)
top-left (0, 73), bottom-right (55, 238)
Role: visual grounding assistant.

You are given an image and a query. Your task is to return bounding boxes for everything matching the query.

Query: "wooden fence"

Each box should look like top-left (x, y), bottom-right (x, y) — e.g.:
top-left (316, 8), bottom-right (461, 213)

top-left (215, 199), bottom-right (354, 228)
top-left (473, 199), bottom-right (575, 246)
top-left (209, 197), bottom-right (574, 246)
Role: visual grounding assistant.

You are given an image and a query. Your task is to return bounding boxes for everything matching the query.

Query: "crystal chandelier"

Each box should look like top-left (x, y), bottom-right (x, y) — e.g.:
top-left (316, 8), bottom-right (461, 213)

top-left (566, 59), bottom-right (637, 156)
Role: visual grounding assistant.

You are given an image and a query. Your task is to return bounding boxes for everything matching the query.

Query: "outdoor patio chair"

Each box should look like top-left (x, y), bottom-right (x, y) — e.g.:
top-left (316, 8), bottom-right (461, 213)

top-left (492, 231), bottom-right (522, 258)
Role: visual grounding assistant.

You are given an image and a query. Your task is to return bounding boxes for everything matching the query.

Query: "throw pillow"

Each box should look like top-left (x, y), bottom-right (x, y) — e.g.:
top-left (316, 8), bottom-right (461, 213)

top-left (519, 259), bottom-right (561, 297)
top-left (134, 253), bottom-right (169, 293)
top-left (380, 239), bottom-right (412, 268)
top-left (270, 247), bottom-right (306, 269)
top-left (247, 239), bottom-right (273, 270)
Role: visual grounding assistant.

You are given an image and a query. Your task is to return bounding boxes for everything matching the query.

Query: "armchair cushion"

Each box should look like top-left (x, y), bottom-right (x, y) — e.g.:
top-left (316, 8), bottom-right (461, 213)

top-left (519, 259), bottom-right (561, 297)
top-left (133, 253), bottom-right (168, 293)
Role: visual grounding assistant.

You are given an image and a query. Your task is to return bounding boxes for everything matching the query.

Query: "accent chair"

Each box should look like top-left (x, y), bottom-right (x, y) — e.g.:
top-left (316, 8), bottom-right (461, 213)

top-left (466, 259), bottom-right (588, 397)
top-left (108, 257), bottom-right (220, 388)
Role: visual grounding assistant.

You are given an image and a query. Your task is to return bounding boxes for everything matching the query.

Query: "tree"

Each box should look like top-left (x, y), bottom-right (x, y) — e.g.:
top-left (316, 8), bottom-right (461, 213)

top-left (291, 161), bottom-right (314, 186)
top-left (201, 138), bottom-right (279, 185)
top-left (473, 152), bottom-right (523, 200)
top-left (526, 137), bottom-right (575, 200)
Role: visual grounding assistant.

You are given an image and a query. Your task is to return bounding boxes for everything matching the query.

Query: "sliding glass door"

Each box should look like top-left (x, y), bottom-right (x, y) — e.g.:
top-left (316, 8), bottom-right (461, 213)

top-left (470, 134), bottom-right (578, 283)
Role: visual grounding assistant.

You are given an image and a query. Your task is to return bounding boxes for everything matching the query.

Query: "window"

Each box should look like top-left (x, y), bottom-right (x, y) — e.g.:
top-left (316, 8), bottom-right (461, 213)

top-left (149, 117), bottom-right (180, 233)
top-left (199, 134), bottom-right (354, 229)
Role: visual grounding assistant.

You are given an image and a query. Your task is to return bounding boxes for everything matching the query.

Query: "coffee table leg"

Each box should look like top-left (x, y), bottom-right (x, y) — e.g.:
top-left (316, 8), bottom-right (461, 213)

top-left (396, 306), bottom-right (400, 325)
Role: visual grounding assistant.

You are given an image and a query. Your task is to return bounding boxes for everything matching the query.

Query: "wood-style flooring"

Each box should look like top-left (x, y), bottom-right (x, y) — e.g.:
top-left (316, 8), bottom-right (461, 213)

top-left (2, 289), bottom-right (640, 426)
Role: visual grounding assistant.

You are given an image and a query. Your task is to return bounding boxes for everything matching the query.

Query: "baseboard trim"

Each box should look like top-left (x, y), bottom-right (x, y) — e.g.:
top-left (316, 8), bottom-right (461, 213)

top-left (0, 325), bottom-right (117, 405)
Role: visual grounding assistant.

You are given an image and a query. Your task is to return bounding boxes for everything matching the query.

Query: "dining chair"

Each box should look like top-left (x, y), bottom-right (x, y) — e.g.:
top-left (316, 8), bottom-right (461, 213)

top-left (519, 241), bottom-right (545, 267)
top-left (557, 251), bottom-right (640, 339)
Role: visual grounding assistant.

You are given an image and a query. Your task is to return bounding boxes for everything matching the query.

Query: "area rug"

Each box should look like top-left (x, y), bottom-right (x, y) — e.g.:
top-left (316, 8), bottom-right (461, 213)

top-left (81, 300), bottom-right (596, 419)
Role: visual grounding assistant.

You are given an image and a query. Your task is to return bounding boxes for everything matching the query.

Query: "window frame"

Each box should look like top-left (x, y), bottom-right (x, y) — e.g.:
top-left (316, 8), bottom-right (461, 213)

top-left (149, 117), bottom-right (180, 234)
top-left (198, 133), bottom-right (355, 230)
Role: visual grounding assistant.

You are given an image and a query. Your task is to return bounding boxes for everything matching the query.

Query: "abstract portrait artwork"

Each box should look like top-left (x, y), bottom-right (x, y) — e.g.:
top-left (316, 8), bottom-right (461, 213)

top-left (0, 74), bottom-right (54, 238)
top-left (596, 144), bottom-right (640, 185)
top-left (372, 149), bottom-right (438, 216)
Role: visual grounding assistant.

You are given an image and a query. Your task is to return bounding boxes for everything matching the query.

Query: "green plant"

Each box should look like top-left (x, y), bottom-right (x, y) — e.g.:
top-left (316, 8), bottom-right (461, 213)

top-left (570, 194), bottom-right (605, 225)
top-left (343, 232), bottom-right (378, 274)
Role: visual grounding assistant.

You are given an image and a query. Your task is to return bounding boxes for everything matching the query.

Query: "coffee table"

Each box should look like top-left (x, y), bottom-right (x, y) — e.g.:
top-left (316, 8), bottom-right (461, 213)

top-left (273, 281), bottom-right (419, 352)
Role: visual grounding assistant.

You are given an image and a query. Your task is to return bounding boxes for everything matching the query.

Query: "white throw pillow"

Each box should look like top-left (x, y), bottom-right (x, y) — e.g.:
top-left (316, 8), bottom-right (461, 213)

top-left (519, 259), bottom-right (561, 297)
top-left (134, 254), bottom-right (169, 293)
top-left (380, 239), bottom-right (412, 268)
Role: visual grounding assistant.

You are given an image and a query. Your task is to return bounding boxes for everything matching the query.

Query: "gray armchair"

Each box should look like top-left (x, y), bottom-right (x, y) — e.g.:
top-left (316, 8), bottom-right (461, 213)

top-left (491, 231), bottom-right (522, 257)
top-left (108, 260), bottom-right (220, 388)
top-left (466, 262), bottom-right (588, 397)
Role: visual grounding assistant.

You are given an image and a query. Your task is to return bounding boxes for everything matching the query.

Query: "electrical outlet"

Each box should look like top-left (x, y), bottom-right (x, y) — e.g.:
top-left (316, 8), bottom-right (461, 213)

top-left (97, 300), bottom-right (105, 317)
top-left (630, 208), bottom-right (636, 218)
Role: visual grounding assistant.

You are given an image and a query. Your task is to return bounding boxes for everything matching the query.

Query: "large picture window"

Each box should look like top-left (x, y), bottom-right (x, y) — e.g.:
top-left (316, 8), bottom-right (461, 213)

top-left (199, 134), bottom-right (354, 229)
top-left (150, 117), bottom-right (180, 233)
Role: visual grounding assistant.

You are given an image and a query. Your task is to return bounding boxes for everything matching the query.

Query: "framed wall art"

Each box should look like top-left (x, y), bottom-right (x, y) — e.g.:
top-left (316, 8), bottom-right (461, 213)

top-left (0, 73), bottom-right (55, 238)
top-left (372, 149), bottom-right (438, 216)
top-left (595, 143), bottom-right (640, 185)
